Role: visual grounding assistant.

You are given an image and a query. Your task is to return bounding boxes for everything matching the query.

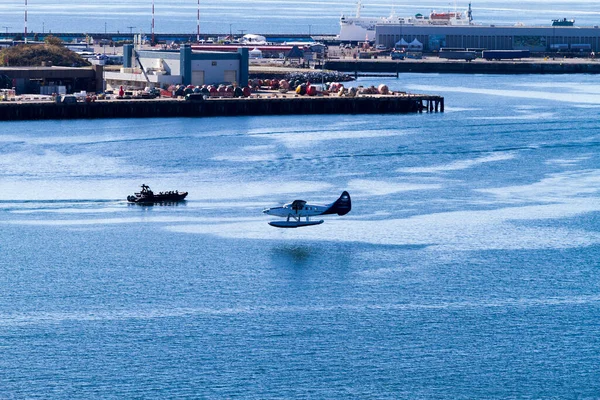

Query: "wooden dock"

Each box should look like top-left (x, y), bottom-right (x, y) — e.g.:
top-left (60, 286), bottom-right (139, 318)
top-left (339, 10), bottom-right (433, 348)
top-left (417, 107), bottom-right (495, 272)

top-left (0, 94), bottom-right (444, 121)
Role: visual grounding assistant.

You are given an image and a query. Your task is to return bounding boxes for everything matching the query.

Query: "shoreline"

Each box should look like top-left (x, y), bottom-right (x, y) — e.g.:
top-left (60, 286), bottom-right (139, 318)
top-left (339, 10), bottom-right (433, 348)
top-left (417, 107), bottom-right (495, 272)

top-left (322, 57), bottom-right (600, 75)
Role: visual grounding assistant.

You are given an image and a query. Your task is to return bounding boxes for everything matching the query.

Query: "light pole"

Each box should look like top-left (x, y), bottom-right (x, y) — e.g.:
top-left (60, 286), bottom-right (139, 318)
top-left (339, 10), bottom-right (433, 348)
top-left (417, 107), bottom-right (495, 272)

top-left (3, 26), bottom-right (11, 36)
top-left (151, 0), bottom-right (155, 45)
top-left (42, 22), bottom-right (45, 34)
top-left (196, 0), bottom-right (200, 42)
top-left (127, 26), bottom-right (135, 34)
top-left (229, 23), bottom-right (232, 39)
top-left (24, 0), bottom-right (28, 41)
top-left (104, 22), bottom-right (107, 35)
top-left (309, 24), bottom-right (311, 37)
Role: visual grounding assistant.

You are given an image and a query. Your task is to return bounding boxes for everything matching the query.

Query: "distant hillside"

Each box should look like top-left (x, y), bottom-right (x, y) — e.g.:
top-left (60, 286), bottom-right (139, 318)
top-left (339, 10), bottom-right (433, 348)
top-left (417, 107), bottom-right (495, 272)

top-left (0, 43), bottom-right (91, 67)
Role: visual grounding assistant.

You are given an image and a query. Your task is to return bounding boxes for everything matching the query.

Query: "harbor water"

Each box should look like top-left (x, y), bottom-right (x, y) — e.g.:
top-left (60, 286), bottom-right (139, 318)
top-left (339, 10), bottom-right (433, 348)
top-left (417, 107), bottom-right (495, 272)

top-left (1, 73), bottom-right (600, 398)
top-left (1, 0), bottom-right (600, 35)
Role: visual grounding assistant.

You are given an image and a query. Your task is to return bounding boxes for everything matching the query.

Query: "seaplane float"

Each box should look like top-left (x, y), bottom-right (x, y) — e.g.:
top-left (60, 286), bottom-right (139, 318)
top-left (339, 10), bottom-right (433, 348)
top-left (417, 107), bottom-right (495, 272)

top-left (263, 191), bottom-right (351, 228)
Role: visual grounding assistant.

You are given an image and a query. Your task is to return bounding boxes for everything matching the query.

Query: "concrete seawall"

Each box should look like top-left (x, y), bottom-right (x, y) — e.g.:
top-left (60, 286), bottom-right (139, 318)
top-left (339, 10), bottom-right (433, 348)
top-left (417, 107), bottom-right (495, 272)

top-left (0, 95), bottom-right (444, 121)
top-left (324, 59), bottom-right (600, 74)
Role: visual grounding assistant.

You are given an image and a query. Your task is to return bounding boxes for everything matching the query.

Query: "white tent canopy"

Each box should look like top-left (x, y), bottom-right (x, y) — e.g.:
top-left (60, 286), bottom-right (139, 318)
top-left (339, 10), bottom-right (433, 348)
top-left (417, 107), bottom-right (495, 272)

top-left (395, 38), bottom-right (409, 48)
top-left (408, 38), bottom-right (423, 51)
top-left (249, 47), bottom-right (263, 59)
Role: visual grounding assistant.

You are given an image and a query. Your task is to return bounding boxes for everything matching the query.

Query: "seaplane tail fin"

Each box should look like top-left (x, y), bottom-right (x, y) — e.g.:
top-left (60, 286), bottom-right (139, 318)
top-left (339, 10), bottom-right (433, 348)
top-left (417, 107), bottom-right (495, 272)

top-left (323, 191), bottom-right (351, 216)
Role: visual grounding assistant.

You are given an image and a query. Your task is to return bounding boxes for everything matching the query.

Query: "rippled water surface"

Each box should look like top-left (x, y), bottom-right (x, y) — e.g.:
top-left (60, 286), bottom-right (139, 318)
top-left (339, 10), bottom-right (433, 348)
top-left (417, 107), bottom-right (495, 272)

top-left (1, 74), bottom-right (600, 398)
top-left (1, 0), bottom-right (600, 34)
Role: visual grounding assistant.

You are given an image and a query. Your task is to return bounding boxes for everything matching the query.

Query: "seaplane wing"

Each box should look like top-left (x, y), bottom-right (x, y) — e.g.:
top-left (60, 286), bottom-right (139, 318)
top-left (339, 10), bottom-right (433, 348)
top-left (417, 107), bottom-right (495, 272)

top-left (263, 191), bottom-right (351, 228)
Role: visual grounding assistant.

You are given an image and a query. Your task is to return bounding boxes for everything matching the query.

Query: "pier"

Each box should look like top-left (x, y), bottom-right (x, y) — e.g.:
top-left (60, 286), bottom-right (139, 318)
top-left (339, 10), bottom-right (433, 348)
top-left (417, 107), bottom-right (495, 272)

top-left (0, 94), bottom-right (444, 121)
top-left (324, 58), bottom-right (600, 75)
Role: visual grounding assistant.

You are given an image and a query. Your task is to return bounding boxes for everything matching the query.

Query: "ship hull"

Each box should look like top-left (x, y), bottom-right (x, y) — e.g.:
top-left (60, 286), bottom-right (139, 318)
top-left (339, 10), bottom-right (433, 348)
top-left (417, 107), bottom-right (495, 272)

top-left (127, 192), bottom-right (188, 203)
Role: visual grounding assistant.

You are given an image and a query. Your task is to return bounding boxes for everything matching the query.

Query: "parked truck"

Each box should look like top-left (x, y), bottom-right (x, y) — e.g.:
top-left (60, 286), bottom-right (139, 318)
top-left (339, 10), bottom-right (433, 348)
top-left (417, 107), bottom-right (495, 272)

top-left (390, 51), bottom-right (405, 60)
top-left (438, 50), bottom-right (478, 62)
top-left (482, 50), bottom-right (531, 60)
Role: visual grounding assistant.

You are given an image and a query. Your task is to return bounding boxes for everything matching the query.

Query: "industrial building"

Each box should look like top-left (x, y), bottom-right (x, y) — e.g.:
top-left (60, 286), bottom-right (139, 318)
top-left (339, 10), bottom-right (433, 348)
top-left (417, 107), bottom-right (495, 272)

top-left (103, 44), bottom-right (249, 91)
top-left (375, 24), bottom-right (600, 52)
top-left (0, 65), bottom-right (103, 94)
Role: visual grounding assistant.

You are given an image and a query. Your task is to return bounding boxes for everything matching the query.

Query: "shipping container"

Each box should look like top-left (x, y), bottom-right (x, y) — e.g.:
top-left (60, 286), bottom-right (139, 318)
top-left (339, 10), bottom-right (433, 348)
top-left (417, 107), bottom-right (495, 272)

top-left (482, 50), bottom-right (530, 60)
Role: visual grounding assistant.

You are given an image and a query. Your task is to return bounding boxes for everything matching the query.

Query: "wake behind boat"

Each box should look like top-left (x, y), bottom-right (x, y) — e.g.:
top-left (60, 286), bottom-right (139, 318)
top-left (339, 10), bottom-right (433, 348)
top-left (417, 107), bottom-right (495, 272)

top-left (127, 184), bottom-right (188, 203)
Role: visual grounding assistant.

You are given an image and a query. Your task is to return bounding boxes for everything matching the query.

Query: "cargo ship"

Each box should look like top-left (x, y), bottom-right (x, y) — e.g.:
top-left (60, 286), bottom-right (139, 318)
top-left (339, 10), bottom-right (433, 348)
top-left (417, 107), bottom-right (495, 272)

top-left (341, 0), bottom-right (597, 54)
top-left (552, 18), bottom-right (575, 26)
top-left (337, 0), bottom-right (473, 42)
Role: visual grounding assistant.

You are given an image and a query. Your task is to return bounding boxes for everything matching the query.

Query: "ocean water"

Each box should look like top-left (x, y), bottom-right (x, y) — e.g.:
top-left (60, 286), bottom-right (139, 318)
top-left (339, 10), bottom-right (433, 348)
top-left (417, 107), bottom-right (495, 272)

top-left (1, 73), bottom-right (600, 398)
top-left (1, 0), bottom-right (600, 35)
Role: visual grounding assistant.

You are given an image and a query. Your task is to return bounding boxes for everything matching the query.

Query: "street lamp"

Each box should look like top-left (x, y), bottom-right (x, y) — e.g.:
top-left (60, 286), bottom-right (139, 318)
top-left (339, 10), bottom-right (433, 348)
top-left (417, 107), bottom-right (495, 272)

top-left (229, 23), bottom-right (233, 39)
top-left (309, 24), bottom-right (312, 37)
top-left (3, 26), bottom-right (11, 35)
top-left (127, 26), bottom-right (136, 34)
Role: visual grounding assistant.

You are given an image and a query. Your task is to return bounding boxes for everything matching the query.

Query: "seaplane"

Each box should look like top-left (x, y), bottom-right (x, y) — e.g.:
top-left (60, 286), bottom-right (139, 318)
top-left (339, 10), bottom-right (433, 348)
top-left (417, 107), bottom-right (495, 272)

top-left (263, 191), bottom-right (351, 228)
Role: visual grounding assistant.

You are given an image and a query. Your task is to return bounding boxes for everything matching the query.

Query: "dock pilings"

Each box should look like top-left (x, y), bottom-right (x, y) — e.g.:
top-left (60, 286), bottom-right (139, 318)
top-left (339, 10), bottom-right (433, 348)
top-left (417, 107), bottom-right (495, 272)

top-left (0, 94), bottom-right (444, 121)
top-left (417, 97), bottom-right (443, 113)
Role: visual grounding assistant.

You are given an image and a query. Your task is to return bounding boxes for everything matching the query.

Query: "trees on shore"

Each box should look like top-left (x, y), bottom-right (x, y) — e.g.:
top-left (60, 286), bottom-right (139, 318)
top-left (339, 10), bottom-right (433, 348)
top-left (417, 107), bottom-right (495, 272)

top-left (0, 36), bottom-right (90, 67)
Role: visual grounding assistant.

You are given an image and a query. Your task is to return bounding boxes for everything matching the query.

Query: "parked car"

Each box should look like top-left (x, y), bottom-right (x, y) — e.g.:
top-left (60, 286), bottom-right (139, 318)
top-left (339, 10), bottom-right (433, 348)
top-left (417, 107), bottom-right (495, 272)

top-left (390, 51), bottom-right (405, 60)
top-left (185, 93), bottom-right (205, 101)
top-left (61, 95), bottom-right (78, 104)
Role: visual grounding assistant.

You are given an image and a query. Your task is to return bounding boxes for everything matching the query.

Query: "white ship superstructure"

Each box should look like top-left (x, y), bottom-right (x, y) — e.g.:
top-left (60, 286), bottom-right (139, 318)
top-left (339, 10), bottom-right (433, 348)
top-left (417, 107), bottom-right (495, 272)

top-left (338, 1), bottom-right (473, 42)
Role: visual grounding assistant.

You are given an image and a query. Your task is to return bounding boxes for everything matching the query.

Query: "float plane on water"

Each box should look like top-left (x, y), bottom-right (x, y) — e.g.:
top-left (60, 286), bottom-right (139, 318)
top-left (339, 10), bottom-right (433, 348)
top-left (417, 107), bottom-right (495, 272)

top-left (263, 191), bottom-right (351, 228)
